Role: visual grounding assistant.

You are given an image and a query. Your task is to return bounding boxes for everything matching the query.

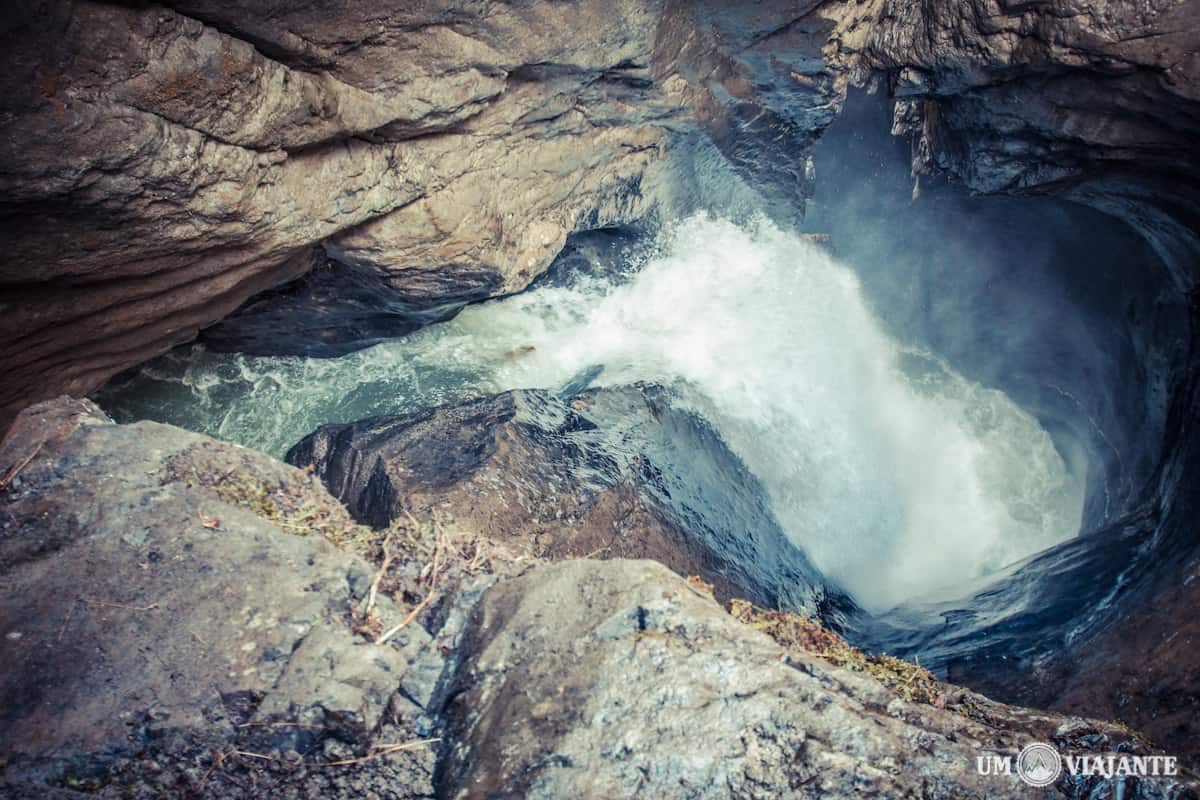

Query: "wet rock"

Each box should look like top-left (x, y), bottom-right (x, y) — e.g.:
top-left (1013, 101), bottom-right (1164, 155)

top-left (834, 0), bottom-right (1200, 283)
top-left (287, 385), bottom-right (837, 614)
top-left (947, 511), bottom-right (1200, 771)
top-left (198, 251), bottom-right (466, 357)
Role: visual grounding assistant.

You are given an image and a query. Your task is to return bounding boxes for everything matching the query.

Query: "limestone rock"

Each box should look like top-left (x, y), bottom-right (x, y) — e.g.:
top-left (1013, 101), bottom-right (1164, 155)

top-left (0, 1), bottom-right (677, 422)
top-left (832, 0), bottom-right (1200, 281)
top-left (1, 399), bottom-right (1195, 798)
top-left (0, 1), bottom-right (871, 425)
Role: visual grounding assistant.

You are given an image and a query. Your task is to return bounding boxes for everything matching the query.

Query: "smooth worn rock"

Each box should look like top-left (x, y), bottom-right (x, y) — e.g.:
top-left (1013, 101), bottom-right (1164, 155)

top-left (0, 0), bottom-right (673, 422)
top-left (0, 398), bottom-right (444, 795)
top-left (287, 385), bottom-right (838, 614)
top-left (1, 0), bottom-right (1197, 421)
top-left (0, 0), bottom-right (862, 425)
top-left (197, 252), bottom-right (468, 357)
top-left (820, 0), bottom-right (1200, 757)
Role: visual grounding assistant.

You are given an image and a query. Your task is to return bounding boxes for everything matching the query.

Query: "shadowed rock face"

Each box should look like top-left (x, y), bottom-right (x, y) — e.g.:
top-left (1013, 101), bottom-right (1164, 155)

top-left (831, 0), bottom-right (1200, 755)
top-left (197, 250), bottom-right (470, 357)
top-left (845, 0), bottom-right (1200, 283)
top-left (287, 385), bottom-right (839, 615)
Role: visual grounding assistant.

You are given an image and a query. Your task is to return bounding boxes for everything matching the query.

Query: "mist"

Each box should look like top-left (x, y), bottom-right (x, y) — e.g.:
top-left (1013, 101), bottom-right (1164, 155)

top-left (801, 91), bottom-right (1180, 536)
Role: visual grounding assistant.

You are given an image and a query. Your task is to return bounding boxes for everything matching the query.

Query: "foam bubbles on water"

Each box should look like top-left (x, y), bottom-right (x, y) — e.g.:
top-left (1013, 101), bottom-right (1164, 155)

top-left (457, 216), bottom-right (1084, 610)
top-left (99, 214), bottom-right (1084, 611)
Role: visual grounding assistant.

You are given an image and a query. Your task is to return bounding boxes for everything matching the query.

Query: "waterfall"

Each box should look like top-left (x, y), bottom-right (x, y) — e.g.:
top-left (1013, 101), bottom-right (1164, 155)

top-left (98, 214), bottom-right (1084, 611)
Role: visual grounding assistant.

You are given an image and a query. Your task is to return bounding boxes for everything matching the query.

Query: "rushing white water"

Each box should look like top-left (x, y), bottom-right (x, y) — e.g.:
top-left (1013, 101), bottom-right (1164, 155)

top-left (100, 215), bottom-right (1084, 611)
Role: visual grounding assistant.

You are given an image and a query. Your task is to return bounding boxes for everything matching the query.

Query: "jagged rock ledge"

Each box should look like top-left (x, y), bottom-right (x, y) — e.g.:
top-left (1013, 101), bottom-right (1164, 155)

top-left (0, 398), bottom-right (1195, 799)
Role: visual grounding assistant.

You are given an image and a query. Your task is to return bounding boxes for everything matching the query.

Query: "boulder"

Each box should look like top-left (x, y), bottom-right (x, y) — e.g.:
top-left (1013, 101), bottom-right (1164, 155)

top-left (287, 385), bottom-right (837, 614)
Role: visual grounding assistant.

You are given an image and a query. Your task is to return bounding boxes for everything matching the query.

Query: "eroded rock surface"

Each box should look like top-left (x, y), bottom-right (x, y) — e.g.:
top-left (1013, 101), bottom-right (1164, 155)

top-left (2, 400), bottom-right (1198, 798)
top-left (439, 558), bottom-right (1193, 800)
top-left (834, 0), bottom-right (1200, 757)
top-left (287, 385), bottom-right (835, 613)
top-left (0, 0), bottom-right (863, 425)
top-left (8, 0), bottom-right (1195, 425)
top-left (0, 0), bottom-right (677, 423)
top-left (840, 0), bottom-right (1200, 283)
top-left (0, 398), bottom-right (447, 796)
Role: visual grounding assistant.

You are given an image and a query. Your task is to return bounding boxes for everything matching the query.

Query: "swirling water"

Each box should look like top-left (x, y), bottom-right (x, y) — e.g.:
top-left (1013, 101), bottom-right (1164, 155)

top-left (98, 215), bottom-right (1084, 612)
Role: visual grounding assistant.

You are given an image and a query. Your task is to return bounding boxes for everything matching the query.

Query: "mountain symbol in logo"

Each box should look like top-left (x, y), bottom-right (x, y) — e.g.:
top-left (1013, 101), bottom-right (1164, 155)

top-left (1017, 742), bottom-right (1063, 787)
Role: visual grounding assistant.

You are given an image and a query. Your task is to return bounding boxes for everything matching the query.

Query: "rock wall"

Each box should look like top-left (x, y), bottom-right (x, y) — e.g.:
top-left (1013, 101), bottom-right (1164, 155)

top-left (2, 2), bottom-right (1197, 418)
top-left (0, 0), bottom-right (859, 426)
top-left (828, 0), bottom-right (1200, 756)
top-left (11, 0), bottom-right (1194, 421)
top-left (0, 0), bottom-right (675, 423)
top-left (847, 0), bottom-right (1200, 284)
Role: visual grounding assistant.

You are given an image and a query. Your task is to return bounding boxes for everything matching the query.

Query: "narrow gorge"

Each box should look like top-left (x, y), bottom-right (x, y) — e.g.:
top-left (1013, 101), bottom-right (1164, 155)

top-left (1, 2), bottom-right (1198, 798)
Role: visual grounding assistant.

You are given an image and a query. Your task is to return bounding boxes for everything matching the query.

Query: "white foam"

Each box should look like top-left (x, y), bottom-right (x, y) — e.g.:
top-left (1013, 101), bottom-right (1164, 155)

top-left (440, 214), bottom-right (1085, 610)
top-left (107, 214), bottom-right (1085, 611)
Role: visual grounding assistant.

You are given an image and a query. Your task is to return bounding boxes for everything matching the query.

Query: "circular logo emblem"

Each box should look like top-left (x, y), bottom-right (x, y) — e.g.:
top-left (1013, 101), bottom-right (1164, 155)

top-left (1017, 742), bottom-right (1062, 787)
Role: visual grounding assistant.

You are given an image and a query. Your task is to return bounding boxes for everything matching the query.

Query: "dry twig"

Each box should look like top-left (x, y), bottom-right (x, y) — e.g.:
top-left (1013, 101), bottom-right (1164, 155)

top-left (79, 598), bottom-right (159, 612)
top-left (377, 514), bottom-right (441, 645)
top-left (319, 738), bottom-right (441, 767)
top-left (198, 749), bottom-right (228, 791)
top-left (230, 739), bottom-right (441, 768)
top-left (360, 527), bottom-right (397, 618)
top-left (0, 442), bottom-right (43, 491)
top-left (56, 599), bottom-right (78, 641)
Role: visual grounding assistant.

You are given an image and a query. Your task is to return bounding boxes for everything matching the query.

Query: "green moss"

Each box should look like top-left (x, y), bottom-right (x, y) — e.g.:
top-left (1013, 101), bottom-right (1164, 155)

top-left (1108, 717), bottom-right (1153, 746)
